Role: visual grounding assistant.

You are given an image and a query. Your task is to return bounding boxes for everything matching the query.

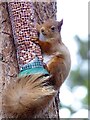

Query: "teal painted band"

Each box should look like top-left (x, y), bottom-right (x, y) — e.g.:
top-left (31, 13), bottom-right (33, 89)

top-left (18, 67), bottom-right (49, 77)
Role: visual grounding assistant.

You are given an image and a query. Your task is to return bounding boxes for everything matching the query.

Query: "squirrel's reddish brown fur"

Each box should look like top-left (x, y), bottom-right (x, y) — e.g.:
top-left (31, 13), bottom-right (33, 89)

top-left (36, 19), bottom-right (71, 89)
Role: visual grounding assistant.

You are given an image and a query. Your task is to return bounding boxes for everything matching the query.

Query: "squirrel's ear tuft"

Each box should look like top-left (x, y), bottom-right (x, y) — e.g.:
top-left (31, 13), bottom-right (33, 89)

top-left (58, 19), bottom-right (63, 32)
top-left (36, 23), bottom-right (41, 32)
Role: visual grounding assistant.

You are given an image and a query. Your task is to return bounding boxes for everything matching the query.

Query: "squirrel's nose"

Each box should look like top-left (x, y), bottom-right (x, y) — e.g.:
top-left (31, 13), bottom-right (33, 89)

top-left (40, 27), bottom-right (46, 35)
top-left (41, 29), bottom-right (44, 33)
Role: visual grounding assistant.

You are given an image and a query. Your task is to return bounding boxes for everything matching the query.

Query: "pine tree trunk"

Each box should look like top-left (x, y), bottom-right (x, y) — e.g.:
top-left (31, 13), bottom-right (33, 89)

top-left (0, 2), bottom-right (60, 119)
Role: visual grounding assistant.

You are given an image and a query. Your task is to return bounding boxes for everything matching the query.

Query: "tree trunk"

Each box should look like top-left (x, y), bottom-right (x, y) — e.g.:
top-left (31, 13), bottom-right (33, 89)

top-left (0, 1), bottom-right (60, 119)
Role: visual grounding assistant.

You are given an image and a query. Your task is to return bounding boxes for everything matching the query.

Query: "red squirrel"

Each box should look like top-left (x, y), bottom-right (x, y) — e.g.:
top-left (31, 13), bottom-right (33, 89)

top-left (36, 19), bottom-right (71, 89)
top-left (3, 19), bottom-right (71, 117)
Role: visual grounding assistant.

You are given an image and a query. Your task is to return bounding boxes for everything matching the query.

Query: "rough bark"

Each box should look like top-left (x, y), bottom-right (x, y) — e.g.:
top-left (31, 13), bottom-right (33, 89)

top-left (0, 2), bottom-right (19, 118)
top-left (0, 2), bottom-right (60, 119)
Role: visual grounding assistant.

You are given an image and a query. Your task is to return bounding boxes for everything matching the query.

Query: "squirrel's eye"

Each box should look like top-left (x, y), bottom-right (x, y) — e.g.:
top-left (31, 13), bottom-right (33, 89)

top-left (51, 26), bottom-right (55, 31)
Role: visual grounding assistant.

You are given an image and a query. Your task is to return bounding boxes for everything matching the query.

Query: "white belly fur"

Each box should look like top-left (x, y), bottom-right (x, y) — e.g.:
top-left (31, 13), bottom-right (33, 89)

top-left (43, 55), bottom-right (53, 63)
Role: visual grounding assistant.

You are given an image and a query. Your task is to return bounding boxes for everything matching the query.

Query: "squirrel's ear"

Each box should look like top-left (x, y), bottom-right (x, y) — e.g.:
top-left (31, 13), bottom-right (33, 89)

top-left (36, 23), bottom-right (41, 32)
top-left (58, 19), bottom-right (63, 32)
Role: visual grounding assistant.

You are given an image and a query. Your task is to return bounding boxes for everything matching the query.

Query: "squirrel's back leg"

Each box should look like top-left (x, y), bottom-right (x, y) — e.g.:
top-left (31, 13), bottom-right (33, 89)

top-left (47, 54), bottom-right (66, 90)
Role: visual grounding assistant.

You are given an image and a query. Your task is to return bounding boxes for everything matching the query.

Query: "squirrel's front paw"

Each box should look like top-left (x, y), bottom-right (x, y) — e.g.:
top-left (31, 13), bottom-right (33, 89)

top-left (30, 36), bottom-right (39, 44)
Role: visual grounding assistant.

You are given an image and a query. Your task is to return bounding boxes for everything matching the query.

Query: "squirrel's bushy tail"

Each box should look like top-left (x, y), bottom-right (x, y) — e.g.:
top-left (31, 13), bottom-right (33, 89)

top-left (3, 74), bottom-right (56, 117)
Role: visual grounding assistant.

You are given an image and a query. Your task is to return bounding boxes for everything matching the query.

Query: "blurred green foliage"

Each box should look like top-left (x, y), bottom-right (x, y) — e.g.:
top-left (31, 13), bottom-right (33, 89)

top-left (60, 35), bottom-right (88, 117)
top-left (70, 35), bottom-right (88, 87)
